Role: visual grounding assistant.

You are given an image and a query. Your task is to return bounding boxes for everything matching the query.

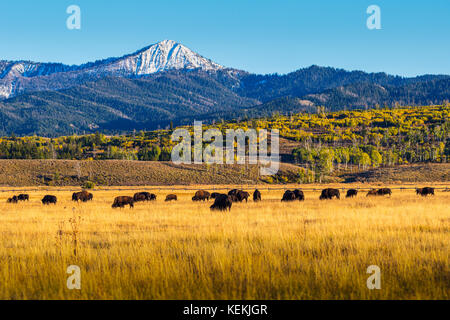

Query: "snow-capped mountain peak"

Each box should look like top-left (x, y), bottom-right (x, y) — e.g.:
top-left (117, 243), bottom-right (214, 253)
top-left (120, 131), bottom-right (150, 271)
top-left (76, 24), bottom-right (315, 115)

top-left (94, 40), bottom-right (223, 76)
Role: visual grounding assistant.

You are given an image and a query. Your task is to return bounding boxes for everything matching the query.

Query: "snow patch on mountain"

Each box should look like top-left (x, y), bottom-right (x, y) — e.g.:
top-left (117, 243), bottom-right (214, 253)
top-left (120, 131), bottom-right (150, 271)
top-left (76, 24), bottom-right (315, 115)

top-left (0, 40), bottom-right (224, 99)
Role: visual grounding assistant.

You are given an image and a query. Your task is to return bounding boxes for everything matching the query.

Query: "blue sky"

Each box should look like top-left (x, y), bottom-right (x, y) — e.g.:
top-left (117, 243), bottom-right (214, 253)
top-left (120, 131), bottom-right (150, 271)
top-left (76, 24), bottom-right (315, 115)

top-left (0, 0), bottom-right (449, 76)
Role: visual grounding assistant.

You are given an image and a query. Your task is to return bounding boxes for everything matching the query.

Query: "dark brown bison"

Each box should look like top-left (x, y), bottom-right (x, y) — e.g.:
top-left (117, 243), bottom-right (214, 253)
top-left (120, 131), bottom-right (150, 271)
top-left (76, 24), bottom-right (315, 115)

top-left (293, 189), bottom-right (305, 201)
top-left (210, 194), bottom-right (233, 211)
top-left (192, 190), bottom-right (211, 201)
top-left (42, 195), bottom-right (57, 205)
top-left (235, 191), bottom-right (250, 202)
top-left (346, 189), bottom-right (358, 198)
top-left (7, 196), bottom-right (18, 203)
top-left (165, 194), bottom-right (177, 202)
top-left (72, 190), bottom-right (93, 202)
top-left (228, 189), bottom-right (249, 202)
top-left (133, 192), bottom-right (156, 202)
top-left (228, 189), bottom-right (240, 198)
top-left (377, 188), bottom-right (392, 196)
top-left (253, 189), bottom-right (261, 202)
top-left (211, 192), bottom-right (221, 199)
top-left (319, 188), bottom-right (340, 200)
top-left (416, 187), bottom-right (435, 197)
top-left (112, 196), bottom-right (134, 208)
top-left (281, 190), bottom-right (296, 202)
top-left (367, 189), bottom-right (378, 197)
top-left (17, 194), bottom-right (29, 201)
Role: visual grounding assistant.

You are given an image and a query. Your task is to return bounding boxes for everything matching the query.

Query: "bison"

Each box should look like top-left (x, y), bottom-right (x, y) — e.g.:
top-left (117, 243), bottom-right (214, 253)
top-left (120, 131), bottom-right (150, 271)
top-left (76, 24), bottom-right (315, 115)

top-left (319, 188), bottom-right (340, 200)
top-left (192, 190), bottom-right (211, 202)
top-left (42, 195), bottom-right (57, 205)
top-left (211, 192), bottom-right (221, 199)
top-left (133, 192), bottom-right (156, 202)
top-left (228, 189), bottom-right (249, 202)
top-left (377, 188), bottom-right (392, 196)
top-left (366, 189), bottom-right (378, 197)
top-left (416, 187), bottom-right (435, 197)
top-left (72, 190), bottom-right (93, 202)
top-left (281, 190), bottom-right (296, 202)
top-left (253, 189), bottom-right (261, 202)
top-left (17, 194), bottom-right (29, 201)
top-left (293, 189), bottom-right (305, 201)
top-left (165, 194), bottom-right (177, 202)
top-left (112, 196), bottom-right (134, 208)
top-left (346, 189), bottom-right (358, 198)
top-left (235, 191), bottom-right (250, 202)
top-left (210, 194), bottom-right (233, 211)
top-left (7, 196), bottom-right (18, 203)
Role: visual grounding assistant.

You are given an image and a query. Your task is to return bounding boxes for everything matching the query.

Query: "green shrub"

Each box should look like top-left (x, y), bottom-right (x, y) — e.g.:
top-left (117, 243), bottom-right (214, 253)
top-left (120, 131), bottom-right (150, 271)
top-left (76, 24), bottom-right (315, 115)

top-left (83, 181), bottom-right (96, 189)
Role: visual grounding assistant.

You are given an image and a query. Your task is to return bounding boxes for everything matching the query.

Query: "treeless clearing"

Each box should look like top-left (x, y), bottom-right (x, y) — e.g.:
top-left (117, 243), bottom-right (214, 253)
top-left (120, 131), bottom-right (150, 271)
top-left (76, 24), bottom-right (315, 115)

top-left (0, 185), bottom-right (448, 300)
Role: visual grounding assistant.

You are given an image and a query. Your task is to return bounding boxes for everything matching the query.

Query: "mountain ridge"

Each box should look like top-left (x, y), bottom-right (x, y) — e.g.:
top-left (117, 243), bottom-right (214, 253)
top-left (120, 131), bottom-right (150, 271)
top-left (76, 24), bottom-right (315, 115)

top-left (0, 40), bottom-right (449, 136)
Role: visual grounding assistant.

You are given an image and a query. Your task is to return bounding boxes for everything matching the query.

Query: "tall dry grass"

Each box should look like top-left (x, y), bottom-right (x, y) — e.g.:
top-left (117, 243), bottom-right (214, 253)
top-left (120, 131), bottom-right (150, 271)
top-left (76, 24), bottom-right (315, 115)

top-left (0, 186), bottom-right (448, 300)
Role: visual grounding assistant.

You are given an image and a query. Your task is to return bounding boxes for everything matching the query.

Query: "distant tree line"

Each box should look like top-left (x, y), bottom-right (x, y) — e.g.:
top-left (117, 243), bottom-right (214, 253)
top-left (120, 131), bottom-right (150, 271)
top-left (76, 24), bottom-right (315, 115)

top-left (0, 106), bottom-right (448, 176)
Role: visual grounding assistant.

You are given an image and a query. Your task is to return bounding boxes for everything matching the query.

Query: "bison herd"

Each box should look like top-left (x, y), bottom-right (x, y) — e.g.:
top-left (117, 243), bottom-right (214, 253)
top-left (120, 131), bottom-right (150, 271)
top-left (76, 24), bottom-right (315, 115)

top-left (7, 194), bottom-right (29, 203)
top-left (3, 186), bottom-right (442, 210)
top-left (366, 188), bottom-right (392, 197)
top-left (281, 189), bottom-right (304, 201)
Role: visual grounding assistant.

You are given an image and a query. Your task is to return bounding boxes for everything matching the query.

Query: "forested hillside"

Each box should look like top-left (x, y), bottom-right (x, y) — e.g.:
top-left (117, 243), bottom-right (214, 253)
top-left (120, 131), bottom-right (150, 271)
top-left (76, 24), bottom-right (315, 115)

top-left (1, 105), bottom-right (448, 183)
top-left (0, 65), bottom-right (448, 136)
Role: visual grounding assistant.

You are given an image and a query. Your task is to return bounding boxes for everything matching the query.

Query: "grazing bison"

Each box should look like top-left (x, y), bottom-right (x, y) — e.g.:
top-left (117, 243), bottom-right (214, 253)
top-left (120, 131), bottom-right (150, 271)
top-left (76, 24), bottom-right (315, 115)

top-left (7, 196), bottom-right (18, 203)
top-left (133, 192), bottom-right (156, 202)
top-left (367, 189), bottom-right (378, 197)
top-left (293, 189), bottom-right (305, 201)
top-left (112, 196), bottom-right (134, 208)
top-left (165, 194), bottom-right (177, 202)
top-left (210, 194), bottom-right (233, 211)
top-left (416, 187), bottom-right (435, 197)
top-left (192, 190), bottom-right (211, 202)
top-left (228, 189), bottom-right (249, 202)
top-left (281, 190), bottom-right (296, 202)
top-left (17, 194), bottom-right (29, 201)
top-left (346, 189), bottom-right (358, 198)
top-left (377, 188), bottom-right (392, 196)
top-left (253, 189), bottom-right (261, 202)
top-left (235, 191), bottom-right (250, 202)
top-left (72, 190), bottom-right (93, 202)
top-left (319, 188), bottom-right (340, 200)
top-left (42, 195), bottom-right (57, 205)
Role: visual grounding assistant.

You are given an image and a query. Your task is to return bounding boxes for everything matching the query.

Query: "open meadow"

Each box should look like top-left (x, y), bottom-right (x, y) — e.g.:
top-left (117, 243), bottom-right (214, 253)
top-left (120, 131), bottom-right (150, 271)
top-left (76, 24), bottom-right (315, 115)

top-left (0, 185), bottom-right (448, 300)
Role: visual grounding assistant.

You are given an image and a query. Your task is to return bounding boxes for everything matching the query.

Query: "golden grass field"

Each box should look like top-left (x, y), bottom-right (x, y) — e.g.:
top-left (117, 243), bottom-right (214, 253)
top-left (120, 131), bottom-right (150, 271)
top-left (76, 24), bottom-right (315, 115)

top-left (0, 184), bottom-right (448, 300)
